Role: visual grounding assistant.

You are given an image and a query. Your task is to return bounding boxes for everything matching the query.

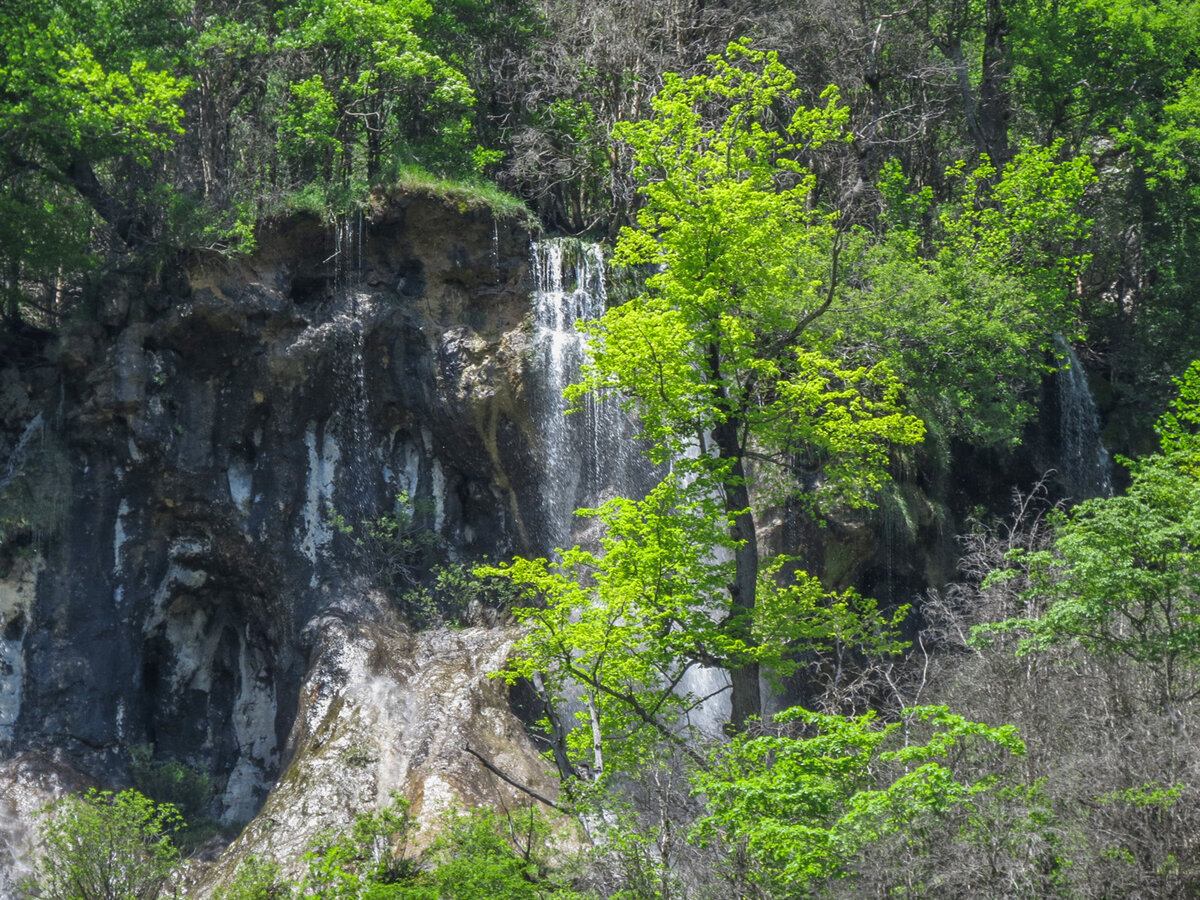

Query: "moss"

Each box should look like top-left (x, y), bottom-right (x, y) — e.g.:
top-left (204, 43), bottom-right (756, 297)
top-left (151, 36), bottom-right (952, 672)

top-left (269, 167), bottom-right (537, 230)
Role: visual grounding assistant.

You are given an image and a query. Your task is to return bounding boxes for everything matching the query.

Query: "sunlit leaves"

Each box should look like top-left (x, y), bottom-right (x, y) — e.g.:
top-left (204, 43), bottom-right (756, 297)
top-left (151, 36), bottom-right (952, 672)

top-left (481, 474), bottom-right (908, 777)
top-left (859, 146), bottom-right (1096, 445)
top-left (693, 706), bottom-right (1025, 894)
top-left (582, 41), bottom-right (924, 502)
top-left (0, 14), bottom-right (187, 163)
top-left (272, 0), bottom-right (474, 184)
top-left (31, 789), bottom-right (182, 900)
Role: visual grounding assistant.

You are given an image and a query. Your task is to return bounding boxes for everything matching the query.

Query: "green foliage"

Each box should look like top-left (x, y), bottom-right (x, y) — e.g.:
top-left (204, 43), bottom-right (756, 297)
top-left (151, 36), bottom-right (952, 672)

top-left (862, 145), bottom-right (1096, 445)
top-left (24, 789), bottom-right (182, 900)
top-left (419, 807), bottom-right (582, 900)
top-left (302, 793), bottom-right (419, 898)
top-left (272, 0), bottom-right (476, 187)
top-left (0, 10), bottom-right (187, 163)
top-left (128, 744), bottom-right (215, 838)
top-left (331, 492), bottom-right (439, 590)
top-left (226, 797), bottom-right (581, 899)
top-left (488, 40), bottom-right (930, 753)
top-left (0, 0), bottom-right (189, 323)
top-left (331, 492), bottom-right (517, 627)
top-left (1010, 0), bottom-right (1200, 145)
top-left (593, 40), bottom-right (924, 500)
top-left (1154, 360), bottom-right (1200, 466)
top-left (691, 706), bottom-right (1025, 896)
top-left (215, 855), bottom-right (295, 900)
top-left (482, 475), bottom-right (909, 777)
top-left (987, 454), bottom-right (1200, 706)
top-left (400, 562), bottom-right (521, 629)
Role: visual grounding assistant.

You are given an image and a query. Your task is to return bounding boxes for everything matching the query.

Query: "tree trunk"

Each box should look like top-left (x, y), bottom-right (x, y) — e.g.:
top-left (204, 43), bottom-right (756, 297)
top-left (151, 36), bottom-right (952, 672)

top-left (712, 416), bottom-right (760, 732)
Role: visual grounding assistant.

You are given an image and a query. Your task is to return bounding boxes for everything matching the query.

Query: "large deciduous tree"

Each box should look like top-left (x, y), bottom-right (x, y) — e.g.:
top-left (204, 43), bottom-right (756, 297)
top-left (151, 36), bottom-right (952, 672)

top-left (493, 42), bottom-right (925, 737)
top-left (0, 0), bottom-right (188, 324)
top-left (574, 42), bottom-right (926, 731)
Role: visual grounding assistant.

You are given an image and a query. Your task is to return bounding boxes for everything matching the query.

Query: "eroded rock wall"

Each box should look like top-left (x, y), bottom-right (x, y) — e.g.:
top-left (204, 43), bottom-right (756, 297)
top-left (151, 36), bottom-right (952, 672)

top-left (0, 192), bottom-right (562, 869)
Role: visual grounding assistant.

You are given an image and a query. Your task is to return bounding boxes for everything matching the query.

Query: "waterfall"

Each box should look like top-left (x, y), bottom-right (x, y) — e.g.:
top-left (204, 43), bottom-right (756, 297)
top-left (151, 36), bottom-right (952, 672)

top-left (529, 239), bottom-right (729, 736)
top-left (0, 412), bottom-right (44, 491)
top-left (289, 213), bottom-right (377, 584)
top-left (333, 213), bottom-right (373, 520)
top-left (530, 239), bottom-right (646, 549)
top-left (1056, 338), bottom-right (1112, 499)
top-left (324, 214), bottom-right (373, 526)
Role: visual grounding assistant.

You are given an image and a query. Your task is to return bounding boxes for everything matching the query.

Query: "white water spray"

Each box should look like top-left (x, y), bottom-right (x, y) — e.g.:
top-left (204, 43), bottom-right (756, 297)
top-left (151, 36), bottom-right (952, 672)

top-left (530, 239), bottom-right (648, 548)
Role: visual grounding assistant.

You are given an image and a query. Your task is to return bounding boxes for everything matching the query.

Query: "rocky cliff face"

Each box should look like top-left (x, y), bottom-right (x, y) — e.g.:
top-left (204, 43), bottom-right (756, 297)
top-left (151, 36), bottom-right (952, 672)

top-left (0, 190), bottom-right (577, 880)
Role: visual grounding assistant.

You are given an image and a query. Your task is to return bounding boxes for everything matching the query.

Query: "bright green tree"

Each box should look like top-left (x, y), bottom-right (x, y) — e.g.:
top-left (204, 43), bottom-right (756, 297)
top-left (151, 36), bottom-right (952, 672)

top-left (0, 0), bottom-right (188, 231)
top-left (0, 0), bottom-right (189, 324)
top-left (273, 0), bottom-right (475, 186)
top-left (493, 38), bottom-right (1094, 749)
top-left (569, 41), bottom-right (925, 730)
top-left (25, 789), bottom-right (182, 900)
top-left (692, 705), bottom-right (1026, 897)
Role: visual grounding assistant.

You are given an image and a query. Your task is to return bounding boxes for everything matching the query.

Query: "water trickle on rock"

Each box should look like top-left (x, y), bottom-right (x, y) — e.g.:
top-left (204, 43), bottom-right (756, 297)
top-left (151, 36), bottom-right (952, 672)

top-left (1055, 338), bottom-right (1112, 500)
top-left (333, 213), bottom-right (373, 524)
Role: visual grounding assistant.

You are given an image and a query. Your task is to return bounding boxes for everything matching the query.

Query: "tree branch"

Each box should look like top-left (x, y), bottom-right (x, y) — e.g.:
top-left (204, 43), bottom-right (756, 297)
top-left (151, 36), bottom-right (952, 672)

top-left (462, 744), bottom-right (563, 811)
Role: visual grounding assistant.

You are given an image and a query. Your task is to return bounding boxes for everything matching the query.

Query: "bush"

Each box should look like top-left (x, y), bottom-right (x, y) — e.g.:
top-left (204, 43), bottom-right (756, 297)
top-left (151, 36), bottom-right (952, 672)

top-left (24, 789), bottom-right (182, 900)
top-left (128, 744), bottom-right (214, 823)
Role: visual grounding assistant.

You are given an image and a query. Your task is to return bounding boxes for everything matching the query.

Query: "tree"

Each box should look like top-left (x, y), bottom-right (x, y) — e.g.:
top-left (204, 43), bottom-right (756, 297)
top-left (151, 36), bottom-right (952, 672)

top-left (573, 40), bottom-right (926, 729)
top-left (692, 705), bottom-right (1026, 897)
top-left (273, 0), bottom-right (476, 186)
top-left (25, 789), bottom-right (182, 900)
top-left (494, 39), bottom-right (1093, 748)
top-left (0, 0), bottom-right (189, 325)
top-left (855, 144), bottom-right (1096, 445)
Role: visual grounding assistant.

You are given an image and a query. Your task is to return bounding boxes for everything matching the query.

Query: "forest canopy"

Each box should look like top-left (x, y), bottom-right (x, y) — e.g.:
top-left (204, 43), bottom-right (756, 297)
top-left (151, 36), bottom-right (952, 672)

top-left (3, 0), bottom-right (1198, 440)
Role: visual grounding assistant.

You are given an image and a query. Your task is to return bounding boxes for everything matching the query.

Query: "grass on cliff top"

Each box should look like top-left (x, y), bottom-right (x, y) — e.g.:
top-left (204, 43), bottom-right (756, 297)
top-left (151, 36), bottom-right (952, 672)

top-left (277, 165), bottom-right (536, 228)
top-left (390, 165), bottom-right (536, 224)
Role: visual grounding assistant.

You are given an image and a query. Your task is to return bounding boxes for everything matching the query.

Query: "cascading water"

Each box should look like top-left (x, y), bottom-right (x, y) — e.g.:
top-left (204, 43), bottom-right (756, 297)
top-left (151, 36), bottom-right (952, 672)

top-left (294, 213), bottom-right (377, 582)
top-left (1055, 338), bottom-right (1112, 499)
top-left (529, 238), bottom-right (729, 735)
top-left (332, 213), bottom-right (373, 518)
top-left (530, 239), bottom-right (646, 550)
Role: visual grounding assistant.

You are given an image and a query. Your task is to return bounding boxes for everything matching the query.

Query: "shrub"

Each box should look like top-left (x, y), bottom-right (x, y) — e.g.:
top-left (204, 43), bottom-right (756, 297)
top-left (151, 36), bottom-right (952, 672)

top-left (24, 789), bottom-right (182, 900)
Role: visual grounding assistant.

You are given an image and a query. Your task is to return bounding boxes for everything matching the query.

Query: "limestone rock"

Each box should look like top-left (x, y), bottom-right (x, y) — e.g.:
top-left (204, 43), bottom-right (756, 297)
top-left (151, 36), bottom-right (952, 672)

top-left (0, 189), bottom-right (557, 884)
top-left (200, 595), bottom-right (561, 888)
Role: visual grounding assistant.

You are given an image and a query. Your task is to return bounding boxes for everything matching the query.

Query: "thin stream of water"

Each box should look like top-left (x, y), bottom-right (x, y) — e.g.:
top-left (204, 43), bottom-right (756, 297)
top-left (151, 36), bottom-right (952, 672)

top-left (1056, 338), bottom-right (1112, 499)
